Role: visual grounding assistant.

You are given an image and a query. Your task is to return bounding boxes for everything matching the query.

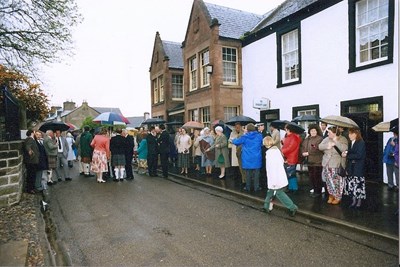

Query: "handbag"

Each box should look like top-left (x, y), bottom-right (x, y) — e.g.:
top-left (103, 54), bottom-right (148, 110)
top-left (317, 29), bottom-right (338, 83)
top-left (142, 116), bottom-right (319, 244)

top-left (218, 154), bottom-right (225, 164)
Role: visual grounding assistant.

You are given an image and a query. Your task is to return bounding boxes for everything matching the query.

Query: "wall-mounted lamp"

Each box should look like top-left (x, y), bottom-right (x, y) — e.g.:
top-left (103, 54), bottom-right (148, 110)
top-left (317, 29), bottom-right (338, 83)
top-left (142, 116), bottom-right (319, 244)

top-left (206, 64), bottom-right (213, 74)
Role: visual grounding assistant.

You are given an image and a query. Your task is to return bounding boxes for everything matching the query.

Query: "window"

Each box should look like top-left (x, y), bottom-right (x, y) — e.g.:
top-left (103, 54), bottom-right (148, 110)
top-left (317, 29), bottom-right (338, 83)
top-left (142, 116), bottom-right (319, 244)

top-left (189, 56), bottom-right (197, 91)
top-left (281, 29), bottom-right (300, 84)
top-left (153, 79), bottom-right (158, 104)
top-left (159, 76), bottom-right (164, 102)
top-left (224, 106), bottom-right (239, 121)
top-left (172, 74), bottom-right (183, 99)
top-left (222, 47), bottom-right (237, 84)
top-left (189, 109), bottom-right (198, 121)
top-left (200, 107), bottom-right (210, 127)
top-left (293, 105), bottom-right (319, 131)
top-left (349, 0), bottom-right (394, 71)
top-left (201, 50), bottom-right (210, 87)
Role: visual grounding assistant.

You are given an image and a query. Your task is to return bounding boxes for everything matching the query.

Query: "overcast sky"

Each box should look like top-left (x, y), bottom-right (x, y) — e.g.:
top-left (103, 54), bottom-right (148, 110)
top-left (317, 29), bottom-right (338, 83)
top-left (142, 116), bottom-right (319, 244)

top-left (41, 0), bottom-right (285, 117)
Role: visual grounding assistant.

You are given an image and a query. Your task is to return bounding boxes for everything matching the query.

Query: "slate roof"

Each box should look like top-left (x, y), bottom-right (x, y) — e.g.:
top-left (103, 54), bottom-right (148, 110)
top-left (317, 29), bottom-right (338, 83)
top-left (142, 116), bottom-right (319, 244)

top-left (126, 116), bottom-right (145, 128)
top-left (162, 41), bottom-right (183, 69)
top-left (92, 107), bottom-right (124, 115)
top-left (203, 2), bottom-right (265, 39)
top-left (251, 0), bottom-right (318, 32)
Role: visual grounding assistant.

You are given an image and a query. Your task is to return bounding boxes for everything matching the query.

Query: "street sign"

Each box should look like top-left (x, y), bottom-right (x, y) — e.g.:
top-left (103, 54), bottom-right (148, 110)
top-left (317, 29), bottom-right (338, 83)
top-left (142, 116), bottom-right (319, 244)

top-left (253, 97), bottom-right (270, 110)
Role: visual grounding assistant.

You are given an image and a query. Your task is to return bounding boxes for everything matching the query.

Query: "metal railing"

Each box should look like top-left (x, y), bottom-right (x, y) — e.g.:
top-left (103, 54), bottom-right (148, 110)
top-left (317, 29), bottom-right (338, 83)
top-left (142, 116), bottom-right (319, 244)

top-left (0, 85), bottom-right (20, 141)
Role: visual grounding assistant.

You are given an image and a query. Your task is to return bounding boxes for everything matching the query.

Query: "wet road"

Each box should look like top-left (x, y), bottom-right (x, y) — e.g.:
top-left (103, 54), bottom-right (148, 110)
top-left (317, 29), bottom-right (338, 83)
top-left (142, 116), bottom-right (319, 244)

top-left (46, 168), bottom-right (398, 266)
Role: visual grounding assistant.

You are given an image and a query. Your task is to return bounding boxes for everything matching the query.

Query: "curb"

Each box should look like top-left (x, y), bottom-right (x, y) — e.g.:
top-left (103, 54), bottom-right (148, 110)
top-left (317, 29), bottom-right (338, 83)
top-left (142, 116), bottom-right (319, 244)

top-left (166, 172), bottom-right (399, 243)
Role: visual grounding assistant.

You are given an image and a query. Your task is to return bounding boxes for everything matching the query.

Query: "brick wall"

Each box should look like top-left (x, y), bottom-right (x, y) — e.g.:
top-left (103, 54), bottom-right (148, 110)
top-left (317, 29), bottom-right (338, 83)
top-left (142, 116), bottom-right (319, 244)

top-left (0, 141), bottom-right (24, 207)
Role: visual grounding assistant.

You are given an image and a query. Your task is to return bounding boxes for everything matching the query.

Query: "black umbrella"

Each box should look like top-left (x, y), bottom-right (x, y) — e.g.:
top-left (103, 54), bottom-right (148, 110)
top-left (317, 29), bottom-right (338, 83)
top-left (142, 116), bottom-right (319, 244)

top-left (39, 121), bottom-right (70, 132)
top-left (390, 118), bottom-right (398, 131)
top-left (165, 120), bottom-right (183, 126)
top-left (292, 114), bottom-right (320, 122)
top-left (226, 115), bottom-right (257, 126)
top-left (141, 118), bottom-right (166, 125)
top-left (271, 120), bottom-right (305, 134)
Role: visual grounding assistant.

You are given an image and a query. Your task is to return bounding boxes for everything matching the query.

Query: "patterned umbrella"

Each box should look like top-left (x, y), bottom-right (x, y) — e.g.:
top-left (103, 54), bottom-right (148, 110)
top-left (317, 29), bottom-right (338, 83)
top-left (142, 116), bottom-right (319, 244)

top-left (182, 121), bottom-right (204, 129)
top-left (320, 115), bottom-right (359, 129)
top-left (93, 112), bottom-right (130, 124)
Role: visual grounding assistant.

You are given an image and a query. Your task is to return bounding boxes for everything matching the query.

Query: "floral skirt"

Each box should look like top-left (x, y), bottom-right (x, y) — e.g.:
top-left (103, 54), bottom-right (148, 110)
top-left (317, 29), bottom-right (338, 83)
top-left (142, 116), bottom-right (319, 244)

top-left (91, 150), bottom-right (108, 173)
top-left (322, 166), bottom-right (344, 200)
top-left (344, 175), bottom-right (366, 199)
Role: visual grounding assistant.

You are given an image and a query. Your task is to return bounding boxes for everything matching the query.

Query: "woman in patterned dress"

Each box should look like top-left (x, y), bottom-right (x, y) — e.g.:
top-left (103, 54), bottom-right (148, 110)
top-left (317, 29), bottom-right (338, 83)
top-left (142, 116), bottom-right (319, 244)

top-left (343, 128), bottom-right (366, 208)
top-left (90, 127), bottom-right (110, 183)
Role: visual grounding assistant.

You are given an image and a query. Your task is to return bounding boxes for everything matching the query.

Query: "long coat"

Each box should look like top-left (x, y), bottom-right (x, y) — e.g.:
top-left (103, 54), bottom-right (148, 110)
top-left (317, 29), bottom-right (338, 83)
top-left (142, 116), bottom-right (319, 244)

top-left (209, 134), bottom-right (230, 168)
top-left (158, 130), bottom-right (170, 154)
top-left (229, 129), bottom-right (244, 167)
top-left (346, 139), bottom-right (366, 177)
top-left (80, 131), bottom-right (93, 158)
top-left (300, 135), bottom-right (323, 166)
top-left (265, 146), bottom-right (288, 190)
top-left (319, 135), bottom-right (348, 168)
top-left (24, 136), bottom-right (39, 164)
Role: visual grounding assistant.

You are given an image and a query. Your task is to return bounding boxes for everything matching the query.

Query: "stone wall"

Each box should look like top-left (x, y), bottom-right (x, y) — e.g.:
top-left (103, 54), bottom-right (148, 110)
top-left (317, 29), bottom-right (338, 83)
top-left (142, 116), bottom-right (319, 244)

top-left (0, 140), bottom-right (24, 207)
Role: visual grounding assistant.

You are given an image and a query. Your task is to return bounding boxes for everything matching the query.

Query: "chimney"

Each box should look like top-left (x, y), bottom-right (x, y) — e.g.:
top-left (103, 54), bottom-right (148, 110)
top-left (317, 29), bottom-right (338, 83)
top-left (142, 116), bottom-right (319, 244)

top-left (144, 112), bottom-right (150, 120)
top-left (63, 101), bottom-right (76, 111)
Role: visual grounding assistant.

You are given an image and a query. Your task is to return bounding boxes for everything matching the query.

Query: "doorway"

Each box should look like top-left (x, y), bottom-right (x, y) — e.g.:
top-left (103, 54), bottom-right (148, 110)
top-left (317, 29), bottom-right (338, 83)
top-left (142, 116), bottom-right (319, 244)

top-left (342, 96), bottom-right (383, 182)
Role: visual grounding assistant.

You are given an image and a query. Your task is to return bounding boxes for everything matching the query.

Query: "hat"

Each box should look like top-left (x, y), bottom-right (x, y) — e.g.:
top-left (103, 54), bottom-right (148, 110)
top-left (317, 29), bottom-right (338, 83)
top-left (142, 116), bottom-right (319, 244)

top-left (256, 122), bottom-right (264, 127)
top-left (246, 123), bottom-right (256, 132)
top-left (203, 127), bottom-right (210, 131)
top-left (215, 126), bottom-right (223, 133)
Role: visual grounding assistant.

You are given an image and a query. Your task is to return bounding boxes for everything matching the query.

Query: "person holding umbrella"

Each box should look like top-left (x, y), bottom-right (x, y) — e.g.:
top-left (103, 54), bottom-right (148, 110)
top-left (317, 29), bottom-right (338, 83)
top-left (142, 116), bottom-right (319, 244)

top-left (319, 126), bottom-right (349, 205)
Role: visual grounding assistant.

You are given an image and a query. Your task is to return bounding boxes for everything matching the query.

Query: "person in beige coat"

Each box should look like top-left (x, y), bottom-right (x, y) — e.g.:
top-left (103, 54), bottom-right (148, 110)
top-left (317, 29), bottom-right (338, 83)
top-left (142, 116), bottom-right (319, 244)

top-left (207, 126), bottom-right (230, 179)
top-left (319, 126), bottom-right (349, 205)
top-left (229, 122), bottom-right (245, 182)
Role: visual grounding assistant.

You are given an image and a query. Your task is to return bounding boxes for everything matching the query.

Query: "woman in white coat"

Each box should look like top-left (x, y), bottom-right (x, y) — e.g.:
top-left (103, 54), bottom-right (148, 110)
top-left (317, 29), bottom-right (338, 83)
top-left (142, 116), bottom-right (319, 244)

top-left (66, 132), bottom-right (76, 167)
top-left (263, 136), bottom-right (298, 216)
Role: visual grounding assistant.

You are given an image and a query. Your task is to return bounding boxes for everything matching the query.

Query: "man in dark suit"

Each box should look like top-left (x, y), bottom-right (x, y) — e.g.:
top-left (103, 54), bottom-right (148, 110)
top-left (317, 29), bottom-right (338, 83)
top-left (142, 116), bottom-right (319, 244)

top-left (320, 122), bottom-right (329, 139)
top-left (146, 126), bottom-right (159, 177)
top-left (158, 124), bottom-right (170, 178)
top-left (24, 130), bottom-right (39, 193)
top-left (122, 129), bottom-right (135, 180)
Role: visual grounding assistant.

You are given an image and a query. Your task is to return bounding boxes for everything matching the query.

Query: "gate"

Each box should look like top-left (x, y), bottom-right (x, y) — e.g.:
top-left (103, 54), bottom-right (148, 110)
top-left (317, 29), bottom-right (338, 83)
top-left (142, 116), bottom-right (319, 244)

top-left (0, 85), bottom-right (20, 141)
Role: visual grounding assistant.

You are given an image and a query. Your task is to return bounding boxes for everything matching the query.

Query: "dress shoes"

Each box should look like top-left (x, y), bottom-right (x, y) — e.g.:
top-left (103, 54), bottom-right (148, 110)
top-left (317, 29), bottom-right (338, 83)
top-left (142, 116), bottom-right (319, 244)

top-left (65, 177), bottom-right (72, 181)
top-left (58, 178), bottom-right (62, 182)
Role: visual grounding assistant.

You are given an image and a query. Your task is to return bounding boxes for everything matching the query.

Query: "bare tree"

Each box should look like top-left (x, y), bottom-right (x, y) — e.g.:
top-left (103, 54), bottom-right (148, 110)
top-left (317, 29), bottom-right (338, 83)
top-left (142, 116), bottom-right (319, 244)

top-left (0, 0), bottom-right (82, 76)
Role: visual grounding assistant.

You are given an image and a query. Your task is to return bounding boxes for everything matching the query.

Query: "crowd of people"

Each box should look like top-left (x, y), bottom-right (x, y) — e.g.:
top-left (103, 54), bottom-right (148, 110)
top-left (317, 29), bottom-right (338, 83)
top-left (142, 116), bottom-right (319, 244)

top-left (23, 120), bottom-right (399, 216)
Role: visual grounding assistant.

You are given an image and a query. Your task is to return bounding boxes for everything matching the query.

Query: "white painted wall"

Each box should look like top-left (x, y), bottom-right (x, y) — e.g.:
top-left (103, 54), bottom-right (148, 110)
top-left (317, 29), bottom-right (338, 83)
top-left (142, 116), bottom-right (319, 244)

top-left (242, 1), bottom-right (398, 182)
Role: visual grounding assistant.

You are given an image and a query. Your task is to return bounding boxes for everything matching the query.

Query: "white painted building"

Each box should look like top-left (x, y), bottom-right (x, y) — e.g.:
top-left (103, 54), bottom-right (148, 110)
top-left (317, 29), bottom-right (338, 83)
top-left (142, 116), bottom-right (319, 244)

top-left (241, 0), bottom-right (398, 182)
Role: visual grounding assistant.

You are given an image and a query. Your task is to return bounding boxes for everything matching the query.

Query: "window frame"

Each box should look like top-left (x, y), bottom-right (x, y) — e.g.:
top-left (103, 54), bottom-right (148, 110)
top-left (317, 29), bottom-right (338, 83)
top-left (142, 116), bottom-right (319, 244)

top-left (159, 75), bottom-right (164, 102)
top-left (153, 79), bottom-right (158, 104)
top-left (200, 106), bottom-right (211, 127)
top-left (189, 56), bottom-right (198, 91)
top-left (171, 74), bottom-right (184, 100)
top-left (224, 106), bottom-right (239, 121)
top-left (348, 0), bottom-right (394, 73)
top-left (276, 25), bottom-right (302, 88)
top-left (200, 49), bottom-right (210, 87)
top-left (222, 47), bottom-right (238, 85)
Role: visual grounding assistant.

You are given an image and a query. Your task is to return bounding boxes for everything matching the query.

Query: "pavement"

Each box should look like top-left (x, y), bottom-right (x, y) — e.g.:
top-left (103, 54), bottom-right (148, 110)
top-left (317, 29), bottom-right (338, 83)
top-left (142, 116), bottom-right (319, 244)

top-left (166, 165), bottom-right (399, 242)
top-left (1, 163), bottom-right (398, 266)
